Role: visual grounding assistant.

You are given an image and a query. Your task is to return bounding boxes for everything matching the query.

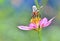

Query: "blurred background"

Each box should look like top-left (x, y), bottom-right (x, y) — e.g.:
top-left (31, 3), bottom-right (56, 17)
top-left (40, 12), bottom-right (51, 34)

top-left (0, 0), bottom-right (60, 41)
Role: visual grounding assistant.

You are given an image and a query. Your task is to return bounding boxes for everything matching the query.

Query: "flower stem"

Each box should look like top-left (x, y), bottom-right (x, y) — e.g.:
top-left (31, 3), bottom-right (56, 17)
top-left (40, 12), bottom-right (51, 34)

top-left (34, 0), bottom-right (40, 9)
top-left (38, 28), bottom-right (42, 41)
top-left (34, 0), bottom-right (41, 17)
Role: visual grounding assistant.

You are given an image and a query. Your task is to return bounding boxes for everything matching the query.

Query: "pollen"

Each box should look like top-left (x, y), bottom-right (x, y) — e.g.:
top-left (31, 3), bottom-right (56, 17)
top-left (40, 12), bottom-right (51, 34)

top-left (30, 17), bottom-right (41, 24)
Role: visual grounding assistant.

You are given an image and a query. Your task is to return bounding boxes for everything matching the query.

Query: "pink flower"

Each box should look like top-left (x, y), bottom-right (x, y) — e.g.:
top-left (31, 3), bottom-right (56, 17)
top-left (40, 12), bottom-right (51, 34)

top-left (18, 23), bottom-right (37, 30)
top-left (39, 17), bottom-right (55, 28)
top-left (18, 17), bottom-right (55, 30)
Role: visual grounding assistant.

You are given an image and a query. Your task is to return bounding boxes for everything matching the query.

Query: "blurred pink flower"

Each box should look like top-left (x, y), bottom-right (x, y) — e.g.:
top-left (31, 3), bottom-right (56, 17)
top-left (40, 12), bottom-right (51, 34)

top-left (39, 17), bottom-right (55, 28)
top-left (18, 23), bottom-right (37, 30)
top-left (11, 0), bottom-right (23, 7)
top-left (18, 17), bottom-right (55, 30)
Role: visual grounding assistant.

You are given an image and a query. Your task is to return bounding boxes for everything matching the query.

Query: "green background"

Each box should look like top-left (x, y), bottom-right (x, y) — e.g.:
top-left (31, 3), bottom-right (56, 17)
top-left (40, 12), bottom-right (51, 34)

top-left (0, 0), bottom-right (60, 41)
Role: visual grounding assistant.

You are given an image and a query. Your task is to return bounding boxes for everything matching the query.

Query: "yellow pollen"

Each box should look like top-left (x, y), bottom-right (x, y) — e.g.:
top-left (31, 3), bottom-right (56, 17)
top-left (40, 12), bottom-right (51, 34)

top-left (30, 17), bottom-right (41, 24)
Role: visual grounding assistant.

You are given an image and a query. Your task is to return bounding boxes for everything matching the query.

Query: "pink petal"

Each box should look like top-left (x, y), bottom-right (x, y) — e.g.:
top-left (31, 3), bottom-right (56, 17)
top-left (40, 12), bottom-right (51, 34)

top-left (40, 17), bottom-right (55, 27)
top-left (48, 17), bottom-right (55, 23)
top-left (45, 17), bottom-right (55, 27)
top-left (39, 17), bottom-right (48, 27)
top-left (29, 23), bottom-right (37, 28)
top-left (18, 26), bottom-right (33, 30)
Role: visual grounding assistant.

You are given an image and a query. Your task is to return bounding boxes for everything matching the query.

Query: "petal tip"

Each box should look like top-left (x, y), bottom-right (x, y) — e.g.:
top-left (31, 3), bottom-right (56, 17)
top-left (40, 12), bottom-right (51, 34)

top-left (17, 26), bottom-right (32, 30)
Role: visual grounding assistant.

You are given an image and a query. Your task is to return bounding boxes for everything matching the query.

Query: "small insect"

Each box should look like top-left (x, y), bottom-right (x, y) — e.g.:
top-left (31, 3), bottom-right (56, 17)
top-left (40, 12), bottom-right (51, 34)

top-left (32, 6), bottom-right (39, 18)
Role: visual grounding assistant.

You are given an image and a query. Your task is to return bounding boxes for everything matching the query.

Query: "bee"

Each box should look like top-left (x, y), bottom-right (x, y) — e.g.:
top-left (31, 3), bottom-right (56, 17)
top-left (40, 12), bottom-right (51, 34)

top-left (32, 6), bottom-right (39, 18)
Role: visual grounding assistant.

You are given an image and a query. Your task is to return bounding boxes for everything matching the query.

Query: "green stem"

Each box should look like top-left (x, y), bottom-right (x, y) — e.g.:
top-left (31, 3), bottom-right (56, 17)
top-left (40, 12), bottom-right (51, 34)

top-left (38, 28), bottom-right (42, 41)
top-left (34, 0), bottom-right (40, 9)
top-left (34, 0), bottom-right (41, 17)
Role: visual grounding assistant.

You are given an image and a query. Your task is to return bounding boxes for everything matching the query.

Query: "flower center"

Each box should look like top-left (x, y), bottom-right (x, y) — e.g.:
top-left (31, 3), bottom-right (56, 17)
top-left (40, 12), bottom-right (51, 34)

top-left (30, 17), bottom-right (41, 24)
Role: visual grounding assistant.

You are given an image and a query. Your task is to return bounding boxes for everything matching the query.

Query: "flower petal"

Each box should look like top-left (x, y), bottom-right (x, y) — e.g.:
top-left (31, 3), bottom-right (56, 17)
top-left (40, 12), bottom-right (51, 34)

top-left (45, 17), bottom-right (55, 27)
top-left (18, 26), bottom-right (33, 30)
top-left (39, 17), bottom-right (48, 27)
top-left (48, 17), bottom-right (55, 23)
top-left (40, 17), bottom-right (55, 27)
top-left (29, 23), bottom-right (37, 28)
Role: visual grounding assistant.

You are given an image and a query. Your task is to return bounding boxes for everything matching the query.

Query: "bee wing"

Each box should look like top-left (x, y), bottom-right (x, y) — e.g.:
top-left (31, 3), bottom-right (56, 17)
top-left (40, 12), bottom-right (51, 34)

top-left (32, 5), bottom-right (37, 12)
top-left (40, 6), bottom-right (43, 9)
